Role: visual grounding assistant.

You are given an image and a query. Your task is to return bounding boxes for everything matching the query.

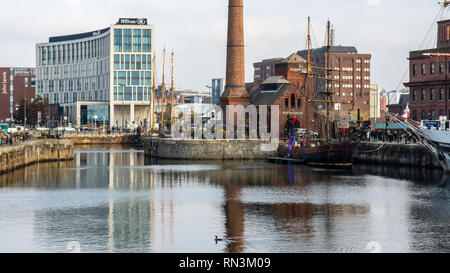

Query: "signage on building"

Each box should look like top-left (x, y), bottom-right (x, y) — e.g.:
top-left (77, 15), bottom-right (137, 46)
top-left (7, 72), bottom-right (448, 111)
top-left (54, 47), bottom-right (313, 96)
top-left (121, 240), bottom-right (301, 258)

top-left (1, 72), bottom-right (7, 95)
top-left (337, 121), bottom-right (349, 129)
top-left (283, 111), bottom-right (303, 116)
top-left (13, 68), bottom-right (35, 77)
top-left (117, 18), bottom-right (147, 25)
top-left (422, 120), bottom-right (441, 128)
top-left (289, 67), bottom-right (307, 73)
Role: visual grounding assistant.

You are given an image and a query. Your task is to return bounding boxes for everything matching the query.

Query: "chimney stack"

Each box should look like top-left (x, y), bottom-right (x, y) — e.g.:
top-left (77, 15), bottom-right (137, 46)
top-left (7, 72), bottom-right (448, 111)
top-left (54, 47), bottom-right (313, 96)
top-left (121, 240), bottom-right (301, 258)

top-left (220, 0), bottom-right (250, 107)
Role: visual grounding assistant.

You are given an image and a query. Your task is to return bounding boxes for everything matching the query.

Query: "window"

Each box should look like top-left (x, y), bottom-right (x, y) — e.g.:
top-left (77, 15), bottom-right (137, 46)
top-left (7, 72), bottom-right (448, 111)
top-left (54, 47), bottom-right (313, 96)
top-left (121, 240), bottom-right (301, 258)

top-left (430, 89), bottom-right (435, 101)
top-left (439, 88), bottom-right (444, 100)
top-left (131, 71), bottom-right (139, 85)
top-left (297, 99), bottom-right (301, 108)
top-left (430, 63), bottom-right (435, 74)
top-left (124, 87), bottom-right (132, 101)
top-left (439, 62), bottom-right (444, 73)
top-left (421, 89), bottom-right (426, 101)
top-left (440, 109), bottom-right (444, 117)
top-left (421, 64), bottom-right (426, 75)
top-left (412, 110), bottom-right (417, 121)
top-left (133, 29), bottom-right (141, 52)
top-left (143, 29), bottom-right (151, 52)
top-left (114, 29), bottom-right (122, 52)
top-left (430, 110), bottom-right (435, 120)
top-left (285, 98), bottom-right (288, 107)
top-left (118, 71), bottom-right (126, 86)
top-left (136, 55), bottom-right (141, 70)
top-left (291, 94), bottom-right (295, 108)
top-left (123, 29), bottom-right (132, 52)
top-left (412, 90), bottom-right (417, 101)
top-left (421, 110), bottom-right (426, 120)
top-left (114, 54), bottom-right (120, 69)
top-left (125, 54), bottom-right (130, 69)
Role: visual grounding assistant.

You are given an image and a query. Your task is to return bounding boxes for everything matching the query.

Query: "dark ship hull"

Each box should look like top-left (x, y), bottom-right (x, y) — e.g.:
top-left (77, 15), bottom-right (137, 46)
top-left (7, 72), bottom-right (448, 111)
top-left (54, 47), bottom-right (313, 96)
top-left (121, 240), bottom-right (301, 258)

top-left (269, 141), bottom-right (356, 168)
top-left (290, 142), bottom-right (355, 167)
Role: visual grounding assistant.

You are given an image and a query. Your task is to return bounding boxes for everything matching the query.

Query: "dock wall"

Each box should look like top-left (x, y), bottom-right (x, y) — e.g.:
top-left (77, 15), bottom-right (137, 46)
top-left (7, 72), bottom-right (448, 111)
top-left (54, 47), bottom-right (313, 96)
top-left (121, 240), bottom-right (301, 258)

top-left (0, 139), bottom-right (74, 174)
top-left (354, 142), bottom-right (441, 169)
top-left (143, 138), bottom-right (277, 160)
top-left (65, 134), bottom-right (140, 145)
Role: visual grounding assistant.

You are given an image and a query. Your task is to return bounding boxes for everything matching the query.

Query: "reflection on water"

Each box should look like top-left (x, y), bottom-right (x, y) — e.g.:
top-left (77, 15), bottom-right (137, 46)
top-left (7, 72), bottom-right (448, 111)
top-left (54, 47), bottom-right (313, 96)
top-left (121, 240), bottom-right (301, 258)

top-left (0, 145), bottom-right (449, 253)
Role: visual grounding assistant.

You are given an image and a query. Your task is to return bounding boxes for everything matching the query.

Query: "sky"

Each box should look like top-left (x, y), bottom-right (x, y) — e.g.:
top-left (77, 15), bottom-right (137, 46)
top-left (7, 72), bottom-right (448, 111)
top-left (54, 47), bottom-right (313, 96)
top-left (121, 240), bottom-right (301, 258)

top-left (0, 0), bottom-right (448, 92)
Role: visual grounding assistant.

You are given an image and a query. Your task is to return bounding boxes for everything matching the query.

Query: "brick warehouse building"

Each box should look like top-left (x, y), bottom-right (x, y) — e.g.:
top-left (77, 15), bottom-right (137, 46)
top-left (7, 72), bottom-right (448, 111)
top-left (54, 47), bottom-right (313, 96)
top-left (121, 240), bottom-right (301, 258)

top-left (0, 67), bottom-right (36, 123)
top-left (404, 19), bottom-right (450, 122)
top-left (254, 46), bottom-right (372, 124)
top-left (297, 46), bottom-right (372, 123)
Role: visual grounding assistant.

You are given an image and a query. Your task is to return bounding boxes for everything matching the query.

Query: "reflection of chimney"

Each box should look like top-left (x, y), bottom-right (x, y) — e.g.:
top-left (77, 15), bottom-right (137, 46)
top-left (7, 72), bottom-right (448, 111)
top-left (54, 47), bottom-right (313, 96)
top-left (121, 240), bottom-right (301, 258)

top-left (220, 0), bottom-right (250, 108)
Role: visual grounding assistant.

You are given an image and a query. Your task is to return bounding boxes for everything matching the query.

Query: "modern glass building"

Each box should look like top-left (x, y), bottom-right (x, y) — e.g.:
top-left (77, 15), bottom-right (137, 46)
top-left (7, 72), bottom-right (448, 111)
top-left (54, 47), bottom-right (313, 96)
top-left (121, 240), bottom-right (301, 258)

top-left (35, 18), bottom-right (154, 128)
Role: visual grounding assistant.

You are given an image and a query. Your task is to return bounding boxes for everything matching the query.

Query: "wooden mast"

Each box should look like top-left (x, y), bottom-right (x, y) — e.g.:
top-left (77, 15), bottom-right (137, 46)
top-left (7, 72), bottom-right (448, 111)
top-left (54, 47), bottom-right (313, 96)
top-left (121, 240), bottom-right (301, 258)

top-left (305, 16), bottom-right (312, 135)
top-left (170, 49), bottom-right (175, 127)
top-left (151, 54), bottom-right (156, 131)
top-left (326, 20), bottom-right (332, 143)
top-left (161, 46), bottom-right (166, 131)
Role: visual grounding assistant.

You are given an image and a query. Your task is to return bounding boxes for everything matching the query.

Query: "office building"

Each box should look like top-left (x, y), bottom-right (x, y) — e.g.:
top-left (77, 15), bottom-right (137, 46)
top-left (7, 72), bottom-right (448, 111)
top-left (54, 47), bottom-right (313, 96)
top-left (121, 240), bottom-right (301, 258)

top-left (0, 67), bottom-right (36, 123)
top-left (36, 18), bottom-right (154, 128)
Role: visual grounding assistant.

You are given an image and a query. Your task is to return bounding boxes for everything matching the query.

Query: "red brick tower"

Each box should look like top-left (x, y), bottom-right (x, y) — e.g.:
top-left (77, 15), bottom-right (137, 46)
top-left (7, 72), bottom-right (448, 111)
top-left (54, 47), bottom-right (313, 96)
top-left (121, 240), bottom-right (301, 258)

top-left (220, 0), bottom-right (250, 109)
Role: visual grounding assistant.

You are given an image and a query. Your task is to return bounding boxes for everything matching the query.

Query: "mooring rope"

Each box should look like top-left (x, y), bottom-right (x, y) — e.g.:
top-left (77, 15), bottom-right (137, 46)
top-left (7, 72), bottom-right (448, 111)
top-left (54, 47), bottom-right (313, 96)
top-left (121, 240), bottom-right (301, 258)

top-left (357, 142), bottom-right (387, 153)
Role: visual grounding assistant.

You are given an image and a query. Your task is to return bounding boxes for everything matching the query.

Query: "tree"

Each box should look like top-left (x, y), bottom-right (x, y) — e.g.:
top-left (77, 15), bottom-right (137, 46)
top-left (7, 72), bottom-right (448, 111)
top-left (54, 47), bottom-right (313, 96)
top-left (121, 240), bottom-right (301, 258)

top-left (13, 95), bottom-right (48, 126)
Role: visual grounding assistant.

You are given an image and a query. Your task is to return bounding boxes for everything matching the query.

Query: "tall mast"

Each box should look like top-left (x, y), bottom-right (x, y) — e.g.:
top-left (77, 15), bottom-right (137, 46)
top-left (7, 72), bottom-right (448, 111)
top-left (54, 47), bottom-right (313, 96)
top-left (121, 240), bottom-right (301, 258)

top-left (305, 16), bottom-right (312, 134)
top-left (326, 20), bottom-right (332, 143)
top-left (151, 54), bottom-right (156, 131)
top-left (161, 46), bottom-right (166, 131)
top-left (170, 49), bottom-right (175, 126)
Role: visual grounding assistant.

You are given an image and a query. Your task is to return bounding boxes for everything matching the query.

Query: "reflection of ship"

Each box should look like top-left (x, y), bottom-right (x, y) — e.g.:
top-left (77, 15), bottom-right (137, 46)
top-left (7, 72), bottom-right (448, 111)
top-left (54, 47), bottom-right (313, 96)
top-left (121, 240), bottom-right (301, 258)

top-left (271, 18), bottom-right (366, 168)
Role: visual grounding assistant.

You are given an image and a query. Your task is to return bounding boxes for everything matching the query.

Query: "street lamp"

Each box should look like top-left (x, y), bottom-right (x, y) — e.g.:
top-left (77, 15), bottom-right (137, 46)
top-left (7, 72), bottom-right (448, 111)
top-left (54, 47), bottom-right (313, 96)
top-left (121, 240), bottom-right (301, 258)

top-left (93, 115), bottom-right (98, 131)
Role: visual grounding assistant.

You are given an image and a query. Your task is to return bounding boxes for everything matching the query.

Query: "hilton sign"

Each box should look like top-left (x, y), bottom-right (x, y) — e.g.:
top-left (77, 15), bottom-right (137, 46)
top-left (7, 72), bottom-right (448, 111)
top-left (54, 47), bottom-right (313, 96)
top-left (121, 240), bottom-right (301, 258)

top-left (1, 72), bottom-right (7, 95)
top-left (117, 18), bottom-right (147, 25)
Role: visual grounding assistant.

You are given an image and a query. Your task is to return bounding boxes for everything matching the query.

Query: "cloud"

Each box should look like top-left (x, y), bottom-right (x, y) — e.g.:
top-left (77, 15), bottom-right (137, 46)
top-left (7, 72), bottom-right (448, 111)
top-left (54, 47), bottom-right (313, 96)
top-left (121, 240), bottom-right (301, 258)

top-left (0, 0), bottom-right (442, 92)
top-left (367, 0), bottom-right (381, 6)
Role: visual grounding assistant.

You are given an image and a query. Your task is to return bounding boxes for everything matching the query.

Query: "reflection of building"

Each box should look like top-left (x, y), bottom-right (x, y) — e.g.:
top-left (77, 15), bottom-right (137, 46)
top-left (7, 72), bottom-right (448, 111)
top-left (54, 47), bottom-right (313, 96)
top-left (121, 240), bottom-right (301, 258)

top-left (405, 19), bottom-right (450, 122)
top-left (36, 18), bottom-right (154, 128)
top-left (0, 67), bottom-right (36, 123)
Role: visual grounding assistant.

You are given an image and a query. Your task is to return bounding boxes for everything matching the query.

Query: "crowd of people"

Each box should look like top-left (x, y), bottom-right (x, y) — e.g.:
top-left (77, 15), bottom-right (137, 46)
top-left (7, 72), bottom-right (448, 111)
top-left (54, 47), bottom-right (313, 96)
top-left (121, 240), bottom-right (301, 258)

top-left (366, 130), bottom-right (418, 144)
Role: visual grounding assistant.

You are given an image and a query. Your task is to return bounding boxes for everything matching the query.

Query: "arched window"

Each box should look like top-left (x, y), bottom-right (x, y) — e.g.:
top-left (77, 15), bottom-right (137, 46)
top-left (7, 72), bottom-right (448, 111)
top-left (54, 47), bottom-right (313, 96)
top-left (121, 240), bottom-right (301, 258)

top-left (291, 94), bottom-right (296, 108)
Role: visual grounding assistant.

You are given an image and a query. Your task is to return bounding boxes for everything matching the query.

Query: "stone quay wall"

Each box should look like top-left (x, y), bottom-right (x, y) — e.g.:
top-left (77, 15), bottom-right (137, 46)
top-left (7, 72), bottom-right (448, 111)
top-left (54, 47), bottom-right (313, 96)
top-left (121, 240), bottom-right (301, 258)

top-left (354, 142), bottom-right (441, 169)
top-left (143, 138), bottom-right (277, 160)
top-left (65, 134), bottom-right (140, 145)
top-left (0, 139), bottom-right (74, 174)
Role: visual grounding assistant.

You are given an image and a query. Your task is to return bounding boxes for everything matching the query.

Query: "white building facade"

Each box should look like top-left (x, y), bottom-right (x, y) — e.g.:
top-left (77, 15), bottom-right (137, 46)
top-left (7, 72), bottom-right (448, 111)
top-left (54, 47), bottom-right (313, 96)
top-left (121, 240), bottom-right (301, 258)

top-left (36, 18), bottom-right (154, 129)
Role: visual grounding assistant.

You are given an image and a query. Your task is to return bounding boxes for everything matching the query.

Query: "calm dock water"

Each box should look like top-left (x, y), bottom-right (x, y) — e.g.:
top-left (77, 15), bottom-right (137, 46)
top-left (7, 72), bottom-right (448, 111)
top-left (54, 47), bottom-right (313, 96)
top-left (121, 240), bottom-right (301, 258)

top-left (0, 145), bottom-right (448, 253)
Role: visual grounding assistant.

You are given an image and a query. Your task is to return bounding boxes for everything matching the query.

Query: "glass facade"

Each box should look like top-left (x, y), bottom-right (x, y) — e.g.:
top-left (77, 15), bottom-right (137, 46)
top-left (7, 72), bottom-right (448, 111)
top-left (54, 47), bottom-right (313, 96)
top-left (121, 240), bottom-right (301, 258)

top-left (112, 25), bottom-right (153, 102)
top-left (81, 105), bottom-right (110, 126)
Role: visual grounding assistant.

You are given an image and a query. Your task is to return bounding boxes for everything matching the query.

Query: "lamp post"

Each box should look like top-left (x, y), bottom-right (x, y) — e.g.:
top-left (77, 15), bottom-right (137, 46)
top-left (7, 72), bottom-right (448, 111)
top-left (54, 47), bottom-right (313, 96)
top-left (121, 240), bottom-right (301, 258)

top-left (23, 78), bottom-right (28, 129)
top-left (93, 115), bottom-right (98, 131)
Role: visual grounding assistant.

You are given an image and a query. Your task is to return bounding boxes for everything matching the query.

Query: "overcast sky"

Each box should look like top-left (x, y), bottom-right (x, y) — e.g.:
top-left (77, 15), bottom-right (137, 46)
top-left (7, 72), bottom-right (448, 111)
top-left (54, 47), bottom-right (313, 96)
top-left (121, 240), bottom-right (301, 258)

top-left (0, 0), bottom-right (448, 92)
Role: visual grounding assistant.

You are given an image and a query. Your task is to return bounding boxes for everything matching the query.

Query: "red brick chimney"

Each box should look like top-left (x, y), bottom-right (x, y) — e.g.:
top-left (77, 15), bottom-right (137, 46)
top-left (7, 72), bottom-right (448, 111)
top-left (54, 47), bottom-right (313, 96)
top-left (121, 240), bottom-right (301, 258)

top-left (220, 0), bottom-right (250, 108)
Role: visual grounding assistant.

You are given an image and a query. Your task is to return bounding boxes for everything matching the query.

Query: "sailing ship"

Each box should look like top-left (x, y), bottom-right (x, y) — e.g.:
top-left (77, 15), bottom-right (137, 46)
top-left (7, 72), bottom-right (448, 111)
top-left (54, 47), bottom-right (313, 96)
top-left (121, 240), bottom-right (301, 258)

top-left (387, 113), bottom-right (450, 173)
top-left (272, 18), bottom-right (367, 168)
